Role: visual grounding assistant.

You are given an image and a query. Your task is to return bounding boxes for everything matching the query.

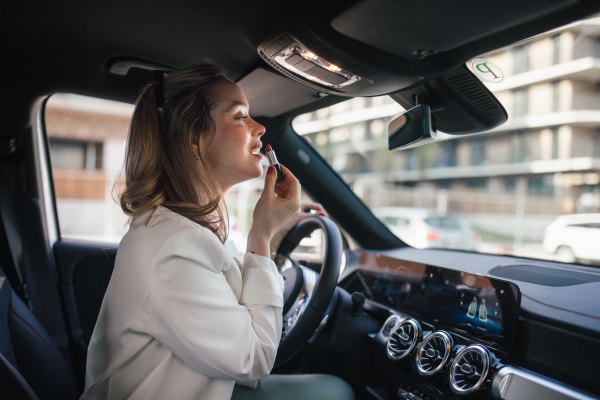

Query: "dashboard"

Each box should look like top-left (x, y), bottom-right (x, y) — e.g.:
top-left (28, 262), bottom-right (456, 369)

top-left (334, 250), bottom-right (600, 400)
top-left (343, 253), bottom-right (520, 350)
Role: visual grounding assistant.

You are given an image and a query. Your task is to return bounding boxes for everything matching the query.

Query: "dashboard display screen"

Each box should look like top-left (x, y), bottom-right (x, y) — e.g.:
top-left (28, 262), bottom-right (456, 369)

top-left (343, 253), bottom-right (521, 348)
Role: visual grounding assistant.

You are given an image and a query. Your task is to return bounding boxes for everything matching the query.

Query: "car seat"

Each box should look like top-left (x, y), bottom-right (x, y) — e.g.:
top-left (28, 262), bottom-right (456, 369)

top-left (0, 267), bottom-right (79, 400)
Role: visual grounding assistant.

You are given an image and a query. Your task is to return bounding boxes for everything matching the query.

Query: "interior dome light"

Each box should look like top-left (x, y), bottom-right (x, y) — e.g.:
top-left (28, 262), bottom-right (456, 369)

top-left (273, 42), bottom-right (362, 89)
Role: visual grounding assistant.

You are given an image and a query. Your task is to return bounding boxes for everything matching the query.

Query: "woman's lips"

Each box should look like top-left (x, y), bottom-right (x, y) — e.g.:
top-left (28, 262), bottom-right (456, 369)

top-left (249, 142), bottom-right (262, 156)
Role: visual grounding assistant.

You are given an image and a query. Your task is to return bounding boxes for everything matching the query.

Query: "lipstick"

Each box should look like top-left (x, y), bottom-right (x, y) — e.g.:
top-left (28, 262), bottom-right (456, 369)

top-left (265, 144), bottom-right (284, 183)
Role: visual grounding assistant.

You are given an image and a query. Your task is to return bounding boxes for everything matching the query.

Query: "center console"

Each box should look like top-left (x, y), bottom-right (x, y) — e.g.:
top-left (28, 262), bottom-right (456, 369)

top-left (342, 252), bottom-right (521, 399)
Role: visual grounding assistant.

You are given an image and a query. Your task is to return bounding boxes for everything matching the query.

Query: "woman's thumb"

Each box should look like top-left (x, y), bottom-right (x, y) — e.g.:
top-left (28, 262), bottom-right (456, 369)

top-left (262, 165), bottom-right (277, 196)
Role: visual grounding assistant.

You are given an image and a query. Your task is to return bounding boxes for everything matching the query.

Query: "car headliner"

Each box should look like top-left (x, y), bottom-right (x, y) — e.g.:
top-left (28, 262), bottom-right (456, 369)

top-left (3, 0), bottom-right (600, 131)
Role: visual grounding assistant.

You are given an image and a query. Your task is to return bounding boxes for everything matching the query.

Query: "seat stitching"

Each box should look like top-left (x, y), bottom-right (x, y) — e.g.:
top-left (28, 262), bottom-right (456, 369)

top-left (9, 308), bottom-right (78, 400)
top-left (0, 359), bottom-right (34, 399)
top-left (522, 293), bottom-right (600, 321)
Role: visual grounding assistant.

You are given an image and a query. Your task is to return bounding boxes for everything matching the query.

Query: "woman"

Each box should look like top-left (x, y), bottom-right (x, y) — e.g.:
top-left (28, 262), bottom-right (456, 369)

top-left (81, 63), bottom-right (354, 400)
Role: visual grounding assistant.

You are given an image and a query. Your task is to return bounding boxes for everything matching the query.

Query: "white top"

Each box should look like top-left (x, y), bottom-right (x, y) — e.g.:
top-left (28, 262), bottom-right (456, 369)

top-left (81, 206), bottom-right (284, 400)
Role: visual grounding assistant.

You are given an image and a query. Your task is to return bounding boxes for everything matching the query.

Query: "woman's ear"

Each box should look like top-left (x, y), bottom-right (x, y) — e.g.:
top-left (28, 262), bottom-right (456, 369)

top-left (192, 143), bottom-right (200, 161)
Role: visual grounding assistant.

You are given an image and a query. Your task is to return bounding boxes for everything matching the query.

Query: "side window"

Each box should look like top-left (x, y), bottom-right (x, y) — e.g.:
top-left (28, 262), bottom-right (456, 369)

top-left (45, 94), bottom-right (131, 243)
top-left (45, 94), bottom-right (325, 257)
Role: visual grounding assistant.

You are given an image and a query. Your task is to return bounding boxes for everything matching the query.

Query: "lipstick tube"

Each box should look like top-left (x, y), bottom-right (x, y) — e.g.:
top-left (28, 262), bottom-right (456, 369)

top-left (266, 145), bottom-right (284, 183)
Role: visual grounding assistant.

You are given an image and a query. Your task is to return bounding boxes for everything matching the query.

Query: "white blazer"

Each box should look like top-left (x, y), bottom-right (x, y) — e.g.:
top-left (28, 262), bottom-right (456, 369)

top-left (81, 206), bottom-right (284, 400)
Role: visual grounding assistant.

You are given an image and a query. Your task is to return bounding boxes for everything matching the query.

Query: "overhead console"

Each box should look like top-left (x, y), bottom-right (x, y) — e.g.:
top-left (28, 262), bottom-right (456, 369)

top-left (257, 30), bottom-right (507, 135)
top-left (256, 29), bottom-right (424, 97)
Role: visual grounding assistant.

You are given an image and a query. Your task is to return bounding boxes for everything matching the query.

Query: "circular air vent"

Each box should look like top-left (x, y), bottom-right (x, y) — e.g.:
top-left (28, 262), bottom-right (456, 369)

top-left (449, 344), bottom-right (491, 396)
top-left (415, 331), bottom-right (454, 376)
top-left (386, 319), bottom-right (421, 361)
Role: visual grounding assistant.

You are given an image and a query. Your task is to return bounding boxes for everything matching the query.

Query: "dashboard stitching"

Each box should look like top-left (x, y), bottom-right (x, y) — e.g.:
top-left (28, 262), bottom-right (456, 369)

top-left (523, 293), bottom-right (600, 321)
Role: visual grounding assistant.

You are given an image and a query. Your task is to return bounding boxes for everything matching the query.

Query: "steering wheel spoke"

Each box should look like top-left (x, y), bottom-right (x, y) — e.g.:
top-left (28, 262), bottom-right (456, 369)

top-left (281, 264), bottom-right (320, 340)
top-left (274, 216), bottom-right (343, 367)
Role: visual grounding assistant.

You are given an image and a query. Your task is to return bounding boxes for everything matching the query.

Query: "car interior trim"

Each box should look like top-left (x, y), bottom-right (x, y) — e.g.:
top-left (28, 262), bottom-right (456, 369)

top-left (108, 59), bottom-right (174, 76)
top-left (521, 293), bottom-right (600, 322)
top-left (492, 366), bottom-right (597, 400)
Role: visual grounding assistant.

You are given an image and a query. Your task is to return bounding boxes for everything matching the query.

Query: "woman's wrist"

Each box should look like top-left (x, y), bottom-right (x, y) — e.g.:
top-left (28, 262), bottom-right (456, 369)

top-left (247, 228), bottom-right (271, 258)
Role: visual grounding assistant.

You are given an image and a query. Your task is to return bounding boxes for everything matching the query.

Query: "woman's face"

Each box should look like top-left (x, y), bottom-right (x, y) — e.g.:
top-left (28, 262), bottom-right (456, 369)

top-left (200, 81), bottom-right (266, 193)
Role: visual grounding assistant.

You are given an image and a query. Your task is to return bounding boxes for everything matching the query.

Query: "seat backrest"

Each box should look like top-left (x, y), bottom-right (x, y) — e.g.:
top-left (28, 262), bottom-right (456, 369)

top-left (0, 269), bottom-right (80, 400)
top-left (0, 351), bottom-right (40, 400)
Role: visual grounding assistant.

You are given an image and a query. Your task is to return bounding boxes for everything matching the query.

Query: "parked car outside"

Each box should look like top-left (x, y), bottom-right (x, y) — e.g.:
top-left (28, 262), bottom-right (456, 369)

top-left (543, 214), bottom-right (600, 264)
top-left (372, 207), bottom-right (480, 251)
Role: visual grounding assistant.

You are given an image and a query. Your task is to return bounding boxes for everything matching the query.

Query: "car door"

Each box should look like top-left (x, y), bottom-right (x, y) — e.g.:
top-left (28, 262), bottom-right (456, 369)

top-left (43, 93), bottom-right (129, 385)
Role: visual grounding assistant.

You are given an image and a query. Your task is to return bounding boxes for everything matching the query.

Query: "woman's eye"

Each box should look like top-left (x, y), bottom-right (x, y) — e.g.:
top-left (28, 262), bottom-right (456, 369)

top-left (237, 116), bottom-right (248, 121)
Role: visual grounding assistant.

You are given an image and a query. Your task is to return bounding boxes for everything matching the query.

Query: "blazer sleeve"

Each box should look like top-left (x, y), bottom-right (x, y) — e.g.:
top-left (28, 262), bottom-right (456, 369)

top-left (148, 225), bottom-right (283, 382)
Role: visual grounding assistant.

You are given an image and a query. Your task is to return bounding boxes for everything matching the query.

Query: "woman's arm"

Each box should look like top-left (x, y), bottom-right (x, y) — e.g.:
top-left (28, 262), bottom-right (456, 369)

top-left (148, 226), bottom-right (283, 382)
top-left (247, 165), bottom-right (301, 258)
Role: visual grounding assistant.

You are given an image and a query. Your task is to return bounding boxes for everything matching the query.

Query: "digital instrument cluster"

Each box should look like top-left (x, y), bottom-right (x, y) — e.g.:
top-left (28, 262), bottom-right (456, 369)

top-left (342, 252), bottom-right (520, 348)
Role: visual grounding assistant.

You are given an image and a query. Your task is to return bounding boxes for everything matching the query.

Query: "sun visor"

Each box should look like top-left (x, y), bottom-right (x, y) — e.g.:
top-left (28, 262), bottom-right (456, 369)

top-left (236, 68), bottom-right (329, 118)
top-left (331, 0), bottom-right (574, 59)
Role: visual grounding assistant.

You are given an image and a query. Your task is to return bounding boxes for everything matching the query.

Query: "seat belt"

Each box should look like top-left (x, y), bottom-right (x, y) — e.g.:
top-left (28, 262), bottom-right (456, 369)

top-left (0, 134), bottom-right (31, 308)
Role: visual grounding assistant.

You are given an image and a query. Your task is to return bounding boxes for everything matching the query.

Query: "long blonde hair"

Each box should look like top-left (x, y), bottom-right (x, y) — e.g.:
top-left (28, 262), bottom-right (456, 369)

top-left (119, 63), bottom-right (232, 242)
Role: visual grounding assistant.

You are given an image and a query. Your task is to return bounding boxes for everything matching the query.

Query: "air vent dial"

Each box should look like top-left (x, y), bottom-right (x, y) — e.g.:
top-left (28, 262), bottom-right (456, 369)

top-left (449, 344), bottom-right (491, 395)
top-left (386, 319), bottom-right (421, 361)
top-left (415, 331), bottom-right (454, 376)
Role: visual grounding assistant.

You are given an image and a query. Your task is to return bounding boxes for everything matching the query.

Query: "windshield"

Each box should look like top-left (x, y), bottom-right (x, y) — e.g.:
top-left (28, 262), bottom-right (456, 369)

top-left (292, 16), bottom-right (600, 266)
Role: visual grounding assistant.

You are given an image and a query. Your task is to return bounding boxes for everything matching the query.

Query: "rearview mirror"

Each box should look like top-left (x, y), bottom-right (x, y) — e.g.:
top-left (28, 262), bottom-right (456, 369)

top-left (388, 103), bottom-right (436, 151)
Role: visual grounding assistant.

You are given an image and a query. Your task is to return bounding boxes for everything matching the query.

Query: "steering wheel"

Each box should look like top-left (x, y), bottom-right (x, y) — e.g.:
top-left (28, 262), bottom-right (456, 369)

top-left (273, 216), bottom-right (343, 366)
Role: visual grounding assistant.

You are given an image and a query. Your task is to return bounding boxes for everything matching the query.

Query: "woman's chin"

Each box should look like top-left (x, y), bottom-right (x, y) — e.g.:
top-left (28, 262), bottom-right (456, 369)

top-left (253, 165), bottom-right (265, 179)
top-left (245, 164), bottom-right (264, 181)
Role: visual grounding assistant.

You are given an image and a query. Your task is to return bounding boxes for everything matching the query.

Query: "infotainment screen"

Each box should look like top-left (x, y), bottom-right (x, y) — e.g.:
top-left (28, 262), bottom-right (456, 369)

top-left (342, 253), bottom-right (521, 349)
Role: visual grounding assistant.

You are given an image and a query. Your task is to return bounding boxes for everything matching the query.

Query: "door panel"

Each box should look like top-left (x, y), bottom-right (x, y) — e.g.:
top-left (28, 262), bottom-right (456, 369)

top-left (53, 239), bottom-right (117, 386)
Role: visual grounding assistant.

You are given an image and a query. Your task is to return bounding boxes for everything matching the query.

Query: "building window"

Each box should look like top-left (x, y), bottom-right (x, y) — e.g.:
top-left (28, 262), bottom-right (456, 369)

top-left (552, 34), bottom-right (561, 65)
top-left (513, 44), bottom-right (530, 74)
top-left (510, 130), bottom-right (530, 162)
top-left (471, 136), bottom-right (486, 166)
top-left (552, 81), bottom-right (560, 112)
top-left (513, 88), bottom-right (529, 118)
top-left (49, 140), bottom-right (102, 170)
top-left (551, 128), bottom-right (559, 159)
top-left (505, 177), bottom-right (516, 193)
top-left (528, 175), bottom-right (554, 196)
top-left (406, 148), bottom-right (419, 170)
top-left (436, 180), bottom-right (452, 189)
top-left (465, 178), bottom-right (487, 188)
top-left (434, 140), bottom-right (457, 168)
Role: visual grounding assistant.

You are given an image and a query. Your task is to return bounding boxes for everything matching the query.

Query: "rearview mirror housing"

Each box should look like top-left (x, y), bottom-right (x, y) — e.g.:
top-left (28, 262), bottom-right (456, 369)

top-left (389, 64), bottom-right (507, 135)
top-left (388, 103), bottom-right (436, 150)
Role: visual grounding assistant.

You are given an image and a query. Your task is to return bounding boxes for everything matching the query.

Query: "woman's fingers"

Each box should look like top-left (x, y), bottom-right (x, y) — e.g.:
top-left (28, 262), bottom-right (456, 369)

top-left (274, 180), bottom-right (289, 198)
top-left (260, 165), bottom-right (278, 199)
top-left (279, 165), bottom-right (300, 201)
top-left (301, 201), bottom-right (328, 217)
top-left (274, 185), bottom-right (288, 199)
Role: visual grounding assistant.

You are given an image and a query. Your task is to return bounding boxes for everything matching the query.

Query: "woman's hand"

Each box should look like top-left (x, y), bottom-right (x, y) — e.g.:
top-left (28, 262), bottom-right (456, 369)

top-left (269, 201), bottom-right (328, 257)
top-left (247, 165), bottom-right (301, 258)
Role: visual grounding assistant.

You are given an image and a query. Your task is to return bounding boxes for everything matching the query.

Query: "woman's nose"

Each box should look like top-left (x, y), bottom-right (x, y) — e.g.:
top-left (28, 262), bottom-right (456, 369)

top-left (253, 120), bottom-right (266, 137)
